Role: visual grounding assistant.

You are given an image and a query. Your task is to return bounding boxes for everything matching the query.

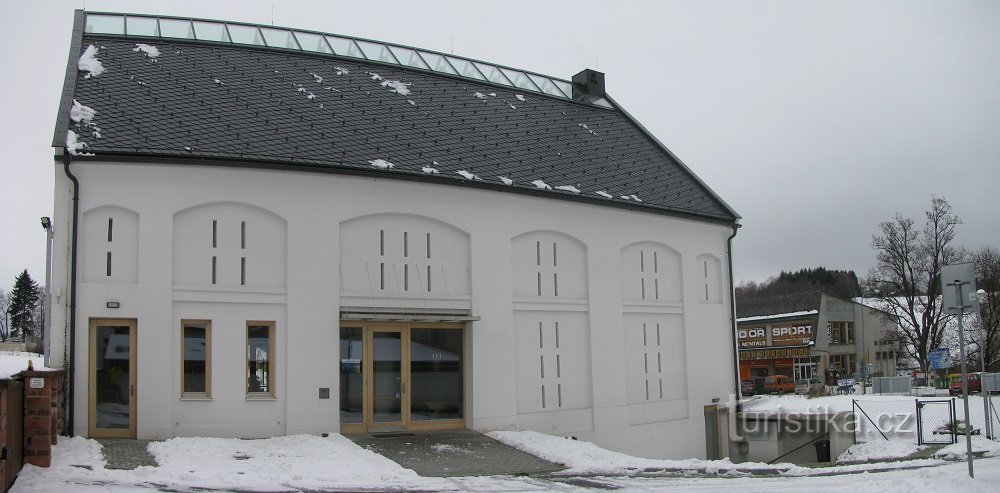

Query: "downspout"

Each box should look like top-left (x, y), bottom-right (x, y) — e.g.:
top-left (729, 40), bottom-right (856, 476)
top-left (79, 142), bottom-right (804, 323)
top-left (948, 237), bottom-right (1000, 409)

top-left (63, 155), bottom-right (79, 436)
top-left (727, 224), bottom-right (741, 404)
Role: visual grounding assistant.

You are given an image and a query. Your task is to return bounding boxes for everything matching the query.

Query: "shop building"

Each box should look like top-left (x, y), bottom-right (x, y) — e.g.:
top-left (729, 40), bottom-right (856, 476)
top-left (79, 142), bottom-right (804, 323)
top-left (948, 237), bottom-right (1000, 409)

top-left (736, 292), bottom-right (898, 386)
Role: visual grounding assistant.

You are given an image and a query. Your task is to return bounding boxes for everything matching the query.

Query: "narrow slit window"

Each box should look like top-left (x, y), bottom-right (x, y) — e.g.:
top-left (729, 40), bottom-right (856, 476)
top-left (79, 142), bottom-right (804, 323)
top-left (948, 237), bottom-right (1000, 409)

top-left (645, 380), bottom-right (650, 401)
top-left (657, 352), bottom-right (662, 372)
top-left (403, 231), bottom-right (409, 257)
top-left (705, 284), bottom-right (709, 301)
top-left (541, 385), bottom-right (546, 408)
top-left (211, 256), bottom-right (217, 284)
top-left (539, 355), bottom-right (545, 378)
top-left (641, 278), bottom-right (646, 299)
top-left (656, 323), bottom-right (661, 345)
top-left (380, 230), bottom-right (385, 256)
top-left (704, 260), bottom-right (708, 277)
top-left (655, 278), bottom-right (660, 300)
top-left (426, 265), bottom-right (432, 291)
top-left (640, 250), bottom-right (644, 272)
top-left (536, 272), bottom-right (542, 296)
top-left (212, 220), bottom-right (218, 248)
top-left (659, 379), bottom-right (663, 399)
top-left (555, 322), bottom-right (560, 348)
top-left (380, 262), bottom-right (385, 290)
top-left (241, 257), bottom-right (246, 286)
top-left (557, 384), bottom-right (562, 407)
top-left (425, 233), bottom-right (431, 259)
top-left (654, 251), bottom-right (658, 273)
top-left (553, 273), bottom-right (558, 296)
top-left (241, 221), bottom-right (246, 249)
top-left (536, 241), bottom-right (541, 266)
top-left (643, 323), bottom-right (648, 346)
top-left (107, 217), bottom-right (113, 242)
top-left (404, 264), bottom-right (409, 291)
top-left (644, 353), bottom-right (649, 374)
top-left (552, 242), bottom-right (558, 267)
top-left (106, 252), bottom-right (112, 277)
top-left (538, 322), bottom-right (543, 348)
top-left (556, 354), bottom-right (561, 377)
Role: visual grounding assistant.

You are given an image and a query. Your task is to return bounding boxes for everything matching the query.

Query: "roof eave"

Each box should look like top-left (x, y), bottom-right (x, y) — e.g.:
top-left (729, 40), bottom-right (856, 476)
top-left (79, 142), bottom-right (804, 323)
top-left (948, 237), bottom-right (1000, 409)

top-left (53, 9), bottom-right (87, 148)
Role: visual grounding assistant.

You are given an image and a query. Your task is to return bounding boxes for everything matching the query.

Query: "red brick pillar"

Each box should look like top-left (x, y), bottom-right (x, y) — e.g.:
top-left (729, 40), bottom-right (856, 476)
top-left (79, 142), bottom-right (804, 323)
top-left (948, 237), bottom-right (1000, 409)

top-left (22, 370), bottom-right (63, 468)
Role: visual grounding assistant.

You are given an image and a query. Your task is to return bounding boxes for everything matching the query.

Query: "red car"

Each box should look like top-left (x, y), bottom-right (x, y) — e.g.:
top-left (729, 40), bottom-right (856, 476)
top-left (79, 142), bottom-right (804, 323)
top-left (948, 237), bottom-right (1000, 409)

top-left (949, 373), bottom-right (982, 395)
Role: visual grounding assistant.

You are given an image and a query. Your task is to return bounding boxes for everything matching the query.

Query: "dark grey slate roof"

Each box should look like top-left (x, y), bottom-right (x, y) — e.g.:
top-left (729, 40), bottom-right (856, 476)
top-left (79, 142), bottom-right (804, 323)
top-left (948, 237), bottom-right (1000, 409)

top-left (55, 18), bottom-right (739, 223)
top-left (736, 291), bottom-right (823, 319)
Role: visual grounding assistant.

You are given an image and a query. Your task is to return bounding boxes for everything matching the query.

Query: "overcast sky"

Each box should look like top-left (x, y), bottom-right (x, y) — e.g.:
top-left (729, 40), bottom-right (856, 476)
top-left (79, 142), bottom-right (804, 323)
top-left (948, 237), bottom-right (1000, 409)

top-left (2, 0), bottom-right (998, 290)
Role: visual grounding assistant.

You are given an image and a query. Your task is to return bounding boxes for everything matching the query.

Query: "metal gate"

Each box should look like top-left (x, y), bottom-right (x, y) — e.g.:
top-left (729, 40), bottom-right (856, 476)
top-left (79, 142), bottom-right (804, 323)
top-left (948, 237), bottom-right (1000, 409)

top-left (917, 399), bottom-right (957, 445)
top-left (4, 379), bottom-right (24, 491)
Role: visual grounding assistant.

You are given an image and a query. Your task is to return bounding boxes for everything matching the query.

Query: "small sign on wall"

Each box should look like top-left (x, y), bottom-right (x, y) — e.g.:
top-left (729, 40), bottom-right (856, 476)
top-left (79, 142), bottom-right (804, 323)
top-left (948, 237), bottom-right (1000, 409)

top-left (30, 378), bottom-right (45, 389)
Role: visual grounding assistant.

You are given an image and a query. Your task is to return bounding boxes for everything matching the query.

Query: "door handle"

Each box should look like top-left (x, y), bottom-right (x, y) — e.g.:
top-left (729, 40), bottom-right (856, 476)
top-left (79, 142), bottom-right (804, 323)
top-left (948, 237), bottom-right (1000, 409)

top-left (130, 384), bottom-right (135, 397)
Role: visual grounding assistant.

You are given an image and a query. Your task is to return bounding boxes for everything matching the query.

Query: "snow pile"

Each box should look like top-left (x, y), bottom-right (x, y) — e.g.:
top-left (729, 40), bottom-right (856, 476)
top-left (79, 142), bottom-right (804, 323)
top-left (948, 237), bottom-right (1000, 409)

top-left (334, 66), bottom-right (349, 76)
top-left (487, 430), bottom-right (791, 475)
top-left (555, 185), bottom-right (580, 194)
top-left (837, 440), bottom-right (926, 463)
top-left (456, 170), bottom-right (478, 180)
top-left (620, 194), bottom-right (642, 202)
top-left (936, 436), bottom-right (1000, 460)
top-left (65, 130), bottom-right (93, 156)
top-left (380, 80), bottom-right (411, 96)
top-left (531, 179), bottom-right (551, 190)
top-left (0, 352), bottom-right (51, 379)
top-left (69, 100), bottom-right (96, 125)
top-left (132, 44), bottom-right (160, 58)
top-left (515, 94), bottom-right (526, 102)
top-left (596, 190), bottom-right (613, 199)
top-left (421, 166), bottom-right (439, 174)
top-left (77, 44), bottom-right (104, 78)
top-left (368, 159), bottom-right (395, 170)
top-left (367, 71), bottom-right (383, 81)
top-left (499, 176), bottom-right (513, 185)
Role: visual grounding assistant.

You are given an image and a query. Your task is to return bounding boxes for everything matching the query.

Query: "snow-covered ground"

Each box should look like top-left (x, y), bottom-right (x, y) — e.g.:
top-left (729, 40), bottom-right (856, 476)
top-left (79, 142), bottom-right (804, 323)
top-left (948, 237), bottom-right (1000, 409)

top-left (0, 351), bottom-right (52, 379)
top-left (11, 431), bottom-right (1000, 492)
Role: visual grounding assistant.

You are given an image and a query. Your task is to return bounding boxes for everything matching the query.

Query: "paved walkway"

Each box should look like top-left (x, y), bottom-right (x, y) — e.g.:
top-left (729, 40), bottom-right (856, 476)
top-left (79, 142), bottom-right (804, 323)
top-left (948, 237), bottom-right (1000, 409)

top-left (96, 438), bottom-right (159, 469)
top-left (346, 429), bottom-right (565, 477)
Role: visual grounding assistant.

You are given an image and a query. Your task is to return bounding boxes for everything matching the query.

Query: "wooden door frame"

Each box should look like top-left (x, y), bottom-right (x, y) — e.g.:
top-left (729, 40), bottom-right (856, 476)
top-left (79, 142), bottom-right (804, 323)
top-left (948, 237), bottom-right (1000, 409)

top-left (339, 321), bottom-right (466, 433)
top-left (88, 318), bottom-right (137, 438)
top-left (365, 324), bottom-right (409, 431)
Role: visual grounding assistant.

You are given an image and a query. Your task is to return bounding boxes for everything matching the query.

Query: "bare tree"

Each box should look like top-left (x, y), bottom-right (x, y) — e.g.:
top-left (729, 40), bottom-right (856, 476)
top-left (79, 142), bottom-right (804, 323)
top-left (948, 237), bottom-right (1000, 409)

top-left (864, 196), bottom-right (965, 373)
top-left (973, 246), bottom-right (1000, 371)
top-left (0, 289), bottom-right (10, 342)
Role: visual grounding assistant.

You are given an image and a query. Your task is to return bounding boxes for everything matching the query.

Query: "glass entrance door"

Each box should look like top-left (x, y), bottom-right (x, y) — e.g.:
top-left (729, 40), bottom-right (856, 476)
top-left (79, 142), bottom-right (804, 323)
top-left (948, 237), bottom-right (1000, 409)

top-left (89, 319), bottom-right (137, 438)
top-left (339, 322), bottom-right (465, 433)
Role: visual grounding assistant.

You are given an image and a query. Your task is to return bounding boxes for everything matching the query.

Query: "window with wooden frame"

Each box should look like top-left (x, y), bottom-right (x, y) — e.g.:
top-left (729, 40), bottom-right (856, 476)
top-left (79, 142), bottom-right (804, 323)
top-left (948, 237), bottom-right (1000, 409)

top-left (246, 321), bottom-right (275, 398)
top-left (181, 320), bottom-right (211, 398)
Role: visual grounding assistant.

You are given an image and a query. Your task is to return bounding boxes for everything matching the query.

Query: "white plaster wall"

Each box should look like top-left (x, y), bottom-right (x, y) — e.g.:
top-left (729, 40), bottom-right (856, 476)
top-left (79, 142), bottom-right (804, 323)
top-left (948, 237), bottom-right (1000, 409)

top-left (52, 160), bottom-right (737, 459)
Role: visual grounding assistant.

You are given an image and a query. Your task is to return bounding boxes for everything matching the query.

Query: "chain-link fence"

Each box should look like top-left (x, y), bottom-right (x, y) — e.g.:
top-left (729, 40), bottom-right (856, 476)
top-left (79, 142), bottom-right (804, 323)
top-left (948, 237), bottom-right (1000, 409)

top-left (854, 395), bottom-right (1000, 444)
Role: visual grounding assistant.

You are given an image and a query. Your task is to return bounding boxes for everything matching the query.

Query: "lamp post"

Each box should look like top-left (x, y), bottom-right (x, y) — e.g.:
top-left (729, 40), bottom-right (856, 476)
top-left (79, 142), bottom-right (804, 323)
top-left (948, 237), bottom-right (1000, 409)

top-left (41, 217), bottom-right (53, 368)
top-left (976, 288), bottom-right (991, 439)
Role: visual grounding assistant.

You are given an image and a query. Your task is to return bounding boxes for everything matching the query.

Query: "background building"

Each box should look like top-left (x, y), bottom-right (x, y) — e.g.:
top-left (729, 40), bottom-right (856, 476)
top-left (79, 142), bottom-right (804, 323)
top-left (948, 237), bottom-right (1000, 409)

top-left (736, 291), bottom-right (899, 387)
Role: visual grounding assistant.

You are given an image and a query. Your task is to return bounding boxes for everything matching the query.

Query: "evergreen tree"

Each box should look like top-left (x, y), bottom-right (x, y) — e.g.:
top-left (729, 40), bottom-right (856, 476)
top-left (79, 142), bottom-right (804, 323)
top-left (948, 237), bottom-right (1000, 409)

top-left (8, 270), bottom-right (39, 340)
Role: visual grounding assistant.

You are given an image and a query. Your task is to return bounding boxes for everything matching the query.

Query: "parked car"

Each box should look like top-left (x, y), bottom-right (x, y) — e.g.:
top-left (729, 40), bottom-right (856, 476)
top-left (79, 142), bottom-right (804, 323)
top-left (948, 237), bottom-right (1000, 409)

top-left (795, 378), bottom-right (824, 395)
top-left (741, 378), bottom-right (764, 396)
top-left (764, 375), bottom-right (796, 394)
top-left (948, 373), bottom-right (982, 395)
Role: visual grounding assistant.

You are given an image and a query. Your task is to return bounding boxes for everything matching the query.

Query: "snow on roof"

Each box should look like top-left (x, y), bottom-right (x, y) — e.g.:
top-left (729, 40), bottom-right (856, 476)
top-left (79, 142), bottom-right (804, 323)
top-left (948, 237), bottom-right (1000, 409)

top-left (132, 43), bottom-right (161, 58)
top-left (65, 130), bottom-right (93, 156)
top-left (77, 44), bottom-right (105, 78)
top-left (737, 310), bottom-right (819, 323)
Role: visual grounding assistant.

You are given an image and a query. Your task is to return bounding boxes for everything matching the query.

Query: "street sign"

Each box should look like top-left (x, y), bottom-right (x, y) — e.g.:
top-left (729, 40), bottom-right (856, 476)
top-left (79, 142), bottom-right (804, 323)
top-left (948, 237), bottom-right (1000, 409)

top-left (929, 348), bottom-right (950, 370)
top-left (941, 263), bottom-right (979, 314)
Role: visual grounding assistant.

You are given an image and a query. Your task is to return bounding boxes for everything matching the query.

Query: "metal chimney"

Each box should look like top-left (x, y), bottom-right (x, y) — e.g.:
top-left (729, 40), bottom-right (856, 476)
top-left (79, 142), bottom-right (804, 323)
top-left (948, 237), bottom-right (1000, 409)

top-left (572, 69), bottom-right (605, 99)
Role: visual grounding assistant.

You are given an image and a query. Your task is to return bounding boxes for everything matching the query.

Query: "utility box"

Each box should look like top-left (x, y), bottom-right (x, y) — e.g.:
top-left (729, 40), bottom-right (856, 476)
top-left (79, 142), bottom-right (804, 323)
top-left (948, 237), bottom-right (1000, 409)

top-left (983, 373), bottom-right (1000, 393)
top-left (873, 376), bottom-right (911, 395)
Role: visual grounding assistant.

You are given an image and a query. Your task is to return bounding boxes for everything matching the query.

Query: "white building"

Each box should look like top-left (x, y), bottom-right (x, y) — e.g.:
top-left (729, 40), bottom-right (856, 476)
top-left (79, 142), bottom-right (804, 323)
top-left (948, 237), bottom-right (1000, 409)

top-left (48, 11), bottom-right (741, 459)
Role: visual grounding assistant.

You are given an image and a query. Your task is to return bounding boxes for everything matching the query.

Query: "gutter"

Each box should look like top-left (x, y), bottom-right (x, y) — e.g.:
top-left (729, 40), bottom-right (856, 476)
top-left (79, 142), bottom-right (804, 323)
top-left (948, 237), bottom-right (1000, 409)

top-left (728, 224), bottom-right (742, 402)
top-left (63, 156), bottom-right (79, 436)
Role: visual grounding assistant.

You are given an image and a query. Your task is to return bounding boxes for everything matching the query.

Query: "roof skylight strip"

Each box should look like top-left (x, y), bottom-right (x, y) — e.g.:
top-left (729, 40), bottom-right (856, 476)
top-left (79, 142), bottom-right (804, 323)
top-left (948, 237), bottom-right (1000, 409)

top-left (82, 12), bottom-right (605, 107)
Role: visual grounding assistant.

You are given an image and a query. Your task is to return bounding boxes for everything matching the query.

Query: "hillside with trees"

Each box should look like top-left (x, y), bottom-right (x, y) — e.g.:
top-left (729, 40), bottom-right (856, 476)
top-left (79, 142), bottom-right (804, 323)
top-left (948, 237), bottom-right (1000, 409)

top-left (736, 267), bottom-right (860, 301)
